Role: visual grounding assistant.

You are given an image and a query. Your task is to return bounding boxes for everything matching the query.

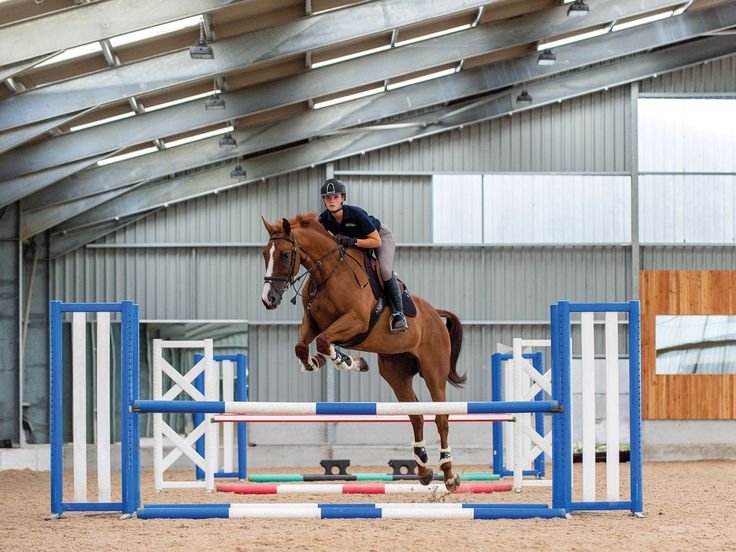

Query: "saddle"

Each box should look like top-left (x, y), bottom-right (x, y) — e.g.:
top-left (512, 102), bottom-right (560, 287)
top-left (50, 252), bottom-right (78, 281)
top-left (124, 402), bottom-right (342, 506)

top-left (364, 253), bottom-right (417, 317)
top-left (336, 250), bottom-right (416, 349)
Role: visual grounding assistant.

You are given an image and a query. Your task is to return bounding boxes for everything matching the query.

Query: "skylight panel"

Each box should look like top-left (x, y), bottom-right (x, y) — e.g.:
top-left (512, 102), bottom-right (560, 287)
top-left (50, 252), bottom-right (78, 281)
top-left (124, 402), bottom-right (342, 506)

top-left (537, 26), bottom-right (610, 51)
top-left (394, 23), bottom-right (472, 48)
top-left (164, 125), bottom-right (234, 148)
top-left (35, 42), bottom-right (103, 67)
top-left (612, 10), bottom-right (674, 32)
top-left (109, 15), bottom-right (202, 47)
top-left (312, 44), bottom-right (391, 69)
top-left (97, 146), bottom-right (158, 166)
top-left (387, 67), bottom-right (457, 91)
top-left (145, 89), bottom-right (222, 112)
top-left (313, 86), bottom-right (384, 109)
top-left (70, 112), bottom-right (136, 132)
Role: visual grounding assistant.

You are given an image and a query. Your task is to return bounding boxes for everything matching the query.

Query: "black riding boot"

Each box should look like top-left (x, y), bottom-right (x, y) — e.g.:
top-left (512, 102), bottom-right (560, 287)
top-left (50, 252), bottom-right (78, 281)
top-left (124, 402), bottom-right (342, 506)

top-left (384, 273), bottom-right (408, 333)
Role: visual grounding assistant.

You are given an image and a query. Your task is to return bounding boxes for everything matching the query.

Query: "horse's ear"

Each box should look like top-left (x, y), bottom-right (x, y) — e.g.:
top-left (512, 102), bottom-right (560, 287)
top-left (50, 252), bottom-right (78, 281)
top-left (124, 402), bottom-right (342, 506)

top-left (282, 218), bottom-right (292, 235)
top-left (261, 216), bottom-right (273, 234)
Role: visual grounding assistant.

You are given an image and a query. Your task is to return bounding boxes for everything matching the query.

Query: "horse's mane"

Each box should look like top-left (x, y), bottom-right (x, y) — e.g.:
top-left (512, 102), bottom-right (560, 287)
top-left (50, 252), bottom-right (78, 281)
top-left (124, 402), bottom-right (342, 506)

top-left (281, 212), bottom-right (329, 236)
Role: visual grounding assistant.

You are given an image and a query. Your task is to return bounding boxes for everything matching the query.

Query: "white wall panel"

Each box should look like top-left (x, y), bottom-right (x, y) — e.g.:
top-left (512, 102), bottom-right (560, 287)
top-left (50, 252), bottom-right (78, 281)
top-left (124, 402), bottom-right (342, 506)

top-left (638, 98), bottom-right (736, 173)
top-left (432, 174), bottom-right (483, 243)
top-left (484, 174), bottom-right (631, 244)
top-left (639, 175), bottom-right (736, 244)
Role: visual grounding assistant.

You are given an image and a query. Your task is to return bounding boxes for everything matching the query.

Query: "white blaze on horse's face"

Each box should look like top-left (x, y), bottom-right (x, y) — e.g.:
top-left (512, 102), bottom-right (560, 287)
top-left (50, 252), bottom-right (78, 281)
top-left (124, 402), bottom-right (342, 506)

top-left (262, 243), bottom-right (276, 308)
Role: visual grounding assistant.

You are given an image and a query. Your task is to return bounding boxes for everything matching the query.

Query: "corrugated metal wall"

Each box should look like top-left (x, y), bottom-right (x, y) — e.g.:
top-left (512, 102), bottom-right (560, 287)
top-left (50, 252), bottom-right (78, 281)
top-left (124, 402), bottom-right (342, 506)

top-left (337, 87), bottom-right (631, 173)
top-left (639, 55), bottom-right (736, 94)
top-left (46, 56), bottom-right (736, 427)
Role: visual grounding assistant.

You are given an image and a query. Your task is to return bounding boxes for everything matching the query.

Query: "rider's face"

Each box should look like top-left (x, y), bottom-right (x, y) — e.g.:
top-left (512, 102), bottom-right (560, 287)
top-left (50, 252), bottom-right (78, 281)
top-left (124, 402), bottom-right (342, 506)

top-left (323, 194), bottom-right (344, 212)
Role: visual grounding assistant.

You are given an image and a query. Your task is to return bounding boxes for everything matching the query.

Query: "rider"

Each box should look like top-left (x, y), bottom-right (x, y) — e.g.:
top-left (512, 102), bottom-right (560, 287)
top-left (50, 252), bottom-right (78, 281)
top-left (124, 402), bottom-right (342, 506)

top-left (318, 178), bottom-right (408, 333)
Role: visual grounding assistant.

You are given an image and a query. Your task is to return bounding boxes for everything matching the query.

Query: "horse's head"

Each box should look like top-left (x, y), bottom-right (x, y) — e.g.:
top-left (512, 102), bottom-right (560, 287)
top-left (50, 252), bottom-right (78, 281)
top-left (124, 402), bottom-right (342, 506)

top-left (261, 216), bottom-right (302, 310)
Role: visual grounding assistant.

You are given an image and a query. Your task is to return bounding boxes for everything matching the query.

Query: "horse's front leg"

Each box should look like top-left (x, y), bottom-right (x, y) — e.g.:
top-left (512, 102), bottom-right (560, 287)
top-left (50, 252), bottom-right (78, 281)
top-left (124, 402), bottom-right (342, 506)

top-left (434, 413), bottom-right (460, 491)
top-left (314, 313), bottom-right (369, 372)
top-left (294, 313), bottom-right (326, 373)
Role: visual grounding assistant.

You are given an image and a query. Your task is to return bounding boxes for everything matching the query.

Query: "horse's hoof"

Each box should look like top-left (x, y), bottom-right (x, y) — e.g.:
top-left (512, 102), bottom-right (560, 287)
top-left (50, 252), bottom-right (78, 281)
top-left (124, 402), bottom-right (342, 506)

top-left (356, 357), bottom-right (369, 372)
top-left (419, 468), bottom-right (434, 486)
top-left (444, 475), bottom-right (461, 492)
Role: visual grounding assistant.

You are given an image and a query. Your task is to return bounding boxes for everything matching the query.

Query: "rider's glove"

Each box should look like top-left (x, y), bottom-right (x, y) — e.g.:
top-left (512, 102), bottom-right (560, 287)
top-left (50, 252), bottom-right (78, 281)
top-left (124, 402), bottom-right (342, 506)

top-left (337, 235), bottom-right (357, 248)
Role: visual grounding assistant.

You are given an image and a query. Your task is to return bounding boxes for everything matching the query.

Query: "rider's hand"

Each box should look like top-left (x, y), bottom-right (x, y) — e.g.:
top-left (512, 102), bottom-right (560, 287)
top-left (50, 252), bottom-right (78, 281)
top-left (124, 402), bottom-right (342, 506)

top-left (337, 235), bottom-right (357, 248)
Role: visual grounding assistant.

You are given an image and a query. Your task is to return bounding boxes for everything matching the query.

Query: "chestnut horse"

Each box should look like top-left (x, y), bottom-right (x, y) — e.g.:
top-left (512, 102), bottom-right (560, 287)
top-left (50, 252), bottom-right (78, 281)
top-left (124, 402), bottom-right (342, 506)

top-left (260, 213), bottom-right (466, 490)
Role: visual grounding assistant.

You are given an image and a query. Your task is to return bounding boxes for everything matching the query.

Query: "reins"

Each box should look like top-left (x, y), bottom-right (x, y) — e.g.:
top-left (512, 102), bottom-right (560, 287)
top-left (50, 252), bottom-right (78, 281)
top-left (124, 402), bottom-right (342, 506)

top-left (263, 231), bottom-right (368, 309)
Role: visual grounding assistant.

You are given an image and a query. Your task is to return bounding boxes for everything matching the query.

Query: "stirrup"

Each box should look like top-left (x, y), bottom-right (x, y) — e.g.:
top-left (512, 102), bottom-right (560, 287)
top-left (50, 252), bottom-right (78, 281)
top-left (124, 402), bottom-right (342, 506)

top-left (390, 312), bottom-right (408, 333)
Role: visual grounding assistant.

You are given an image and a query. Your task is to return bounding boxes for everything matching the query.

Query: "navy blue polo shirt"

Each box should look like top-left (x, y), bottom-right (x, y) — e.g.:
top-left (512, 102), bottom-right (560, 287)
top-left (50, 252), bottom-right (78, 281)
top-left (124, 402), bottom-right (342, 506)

top-left (319, 205), bottom-right (381, 239)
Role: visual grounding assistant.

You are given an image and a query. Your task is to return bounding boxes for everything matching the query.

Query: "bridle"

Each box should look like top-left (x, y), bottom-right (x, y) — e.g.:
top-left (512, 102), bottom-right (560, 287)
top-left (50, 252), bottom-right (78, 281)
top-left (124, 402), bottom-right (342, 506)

top-left (263, 232), bottom-right (367, 308)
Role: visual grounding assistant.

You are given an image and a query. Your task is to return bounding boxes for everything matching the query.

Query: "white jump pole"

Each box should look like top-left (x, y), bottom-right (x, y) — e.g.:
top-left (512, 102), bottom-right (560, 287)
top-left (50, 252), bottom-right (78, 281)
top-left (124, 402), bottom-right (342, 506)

top-left (581, 312), bottom-right (596, 502)
top-left (95, 312), bottom-right (111, 503)
top-left (72, 312), bottom-right (87, 503)
top-left (512, 338), bottom-right (525, 493)
top-left (204, 339), bottom-right (217, 493)
top-left (605, 311), bottom-right (620, 501)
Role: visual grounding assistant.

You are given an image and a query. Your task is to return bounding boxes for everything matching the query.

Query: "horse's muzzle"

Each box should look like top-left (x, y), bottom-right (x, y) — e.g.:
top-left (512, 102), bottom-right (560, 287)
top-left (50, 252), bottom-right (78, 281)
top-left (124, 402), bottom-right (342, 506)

top-left (262, 285), bottom-right (282, 310)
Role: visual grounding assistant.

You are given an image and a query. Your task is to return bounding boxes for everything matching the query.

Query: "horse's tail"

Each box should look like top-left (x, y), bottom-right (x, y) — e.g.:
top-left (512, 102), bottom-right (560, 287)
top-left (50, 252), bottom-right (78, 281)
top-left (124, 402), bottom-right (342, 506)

top-left (437, 309), bottom-right (466, 389)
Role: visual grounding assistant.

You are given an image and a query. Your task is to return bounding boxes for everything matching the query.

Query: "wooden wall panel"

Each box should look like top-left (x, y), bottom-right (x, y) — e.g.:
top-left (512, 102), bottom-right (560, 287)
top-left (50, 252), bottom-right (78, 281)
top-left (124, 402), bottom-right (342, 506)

top-left (641, 270), bottom-right (736, 419)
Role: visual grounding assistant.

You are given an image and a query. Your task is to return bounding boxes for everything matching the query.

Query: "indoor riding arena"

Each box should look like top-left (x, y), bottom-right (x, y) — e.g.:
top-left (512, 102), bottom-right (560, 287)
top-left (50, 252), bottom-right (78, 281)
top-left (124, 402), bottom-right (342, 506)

top-left (1, 1), bottom-right (735, 551)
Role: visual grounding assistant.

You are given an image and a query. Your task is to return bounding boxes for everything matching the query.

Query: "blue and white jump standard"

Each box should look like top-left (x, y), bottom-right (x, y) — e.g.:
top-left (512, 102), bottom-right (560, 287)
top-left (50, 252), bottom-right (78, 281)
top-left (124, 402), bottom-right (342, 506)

top-left (50, 300), bottom-right (643, 521)
top-left (49, 301), bottom-right (140, 517)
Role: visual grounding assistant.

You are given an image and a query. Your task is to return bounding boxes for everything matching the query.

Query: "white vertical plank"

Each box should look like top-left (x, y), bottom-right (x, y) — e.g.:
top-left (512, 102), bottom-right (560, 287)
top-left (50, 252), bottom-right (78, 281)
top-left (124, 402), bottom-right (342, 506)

top-left (581, 312), bottom-right (596, 502)
top-left (152, 339), bottom-right (163, 492)
top-left (72, 312), bottom-right (88, 503)
top-left (95, 312), bottom-right (111, 503)
top-left (512, 338), bottom-right (524, 493)
top-left (204, 340), bottom-right (217, 492)
top-left (222, 360), bottom-right (234, 473)
top-left (503, 360), bottom-right (513, 471)
top-left (605, 312), bottom-right (620, 501)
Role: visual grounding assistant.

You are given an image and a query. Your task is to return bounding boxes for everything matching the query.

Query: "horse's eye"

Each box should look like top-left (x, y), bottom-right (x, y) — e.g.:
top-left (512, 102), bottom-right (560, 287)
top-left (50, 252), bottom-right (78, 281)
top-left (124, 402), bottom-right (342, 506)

top-left (281, 252), bottom-right (290, 260)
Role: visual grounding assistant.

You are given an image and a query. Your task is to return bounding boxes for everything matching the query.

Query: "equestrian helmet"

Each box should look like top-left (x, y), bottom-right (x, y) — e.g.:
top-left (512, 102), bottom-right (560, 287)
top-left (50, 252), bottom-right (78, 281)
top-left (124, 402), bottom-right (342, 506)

top-left (321, 178), bottom-right (347, 197)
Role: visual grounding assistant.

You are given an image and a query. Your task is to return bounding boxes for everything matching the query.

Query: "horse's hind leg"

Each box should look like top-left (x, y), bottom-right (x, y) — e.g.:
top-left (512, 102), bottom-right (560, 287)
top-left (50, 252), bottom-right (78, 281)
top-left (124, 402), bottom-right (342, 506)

top-left (420, 361), bottom-right (460, 491)
top-left (377, 354), bottom-right (434, 486)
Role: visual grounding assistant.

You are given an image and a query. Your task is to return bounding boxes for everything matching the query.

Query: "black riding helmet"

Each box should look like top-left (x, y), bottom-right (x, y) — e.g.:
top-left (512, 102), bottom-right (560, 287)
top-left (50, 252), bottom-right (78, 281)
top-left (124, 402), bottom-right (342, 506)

top-left (321, 178), bottom-right (347, 198)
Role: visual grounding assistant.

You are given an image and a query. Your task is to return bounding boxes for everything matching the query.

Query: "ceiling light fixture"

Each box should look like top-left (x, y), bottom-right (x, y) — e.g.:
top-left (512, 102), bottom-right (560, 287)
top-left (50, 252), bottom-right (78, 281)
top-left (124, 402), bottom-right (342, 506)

top-left (205, 92), bottom-right (225, 110)
top-left (516, 90), bottom-right (533, 105)
top-left (218, 133), bottom-right (237, 147)
top-left (537, 49), bottom-right (557, 66)
top-left (230, 165), bottom-right (246, 178)
top-left (567, 0), bottom-right (590, 17)
top-left (205, 77), bottom-right (225, 110)
top-left (190, 22), bottom-right (214, 59)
